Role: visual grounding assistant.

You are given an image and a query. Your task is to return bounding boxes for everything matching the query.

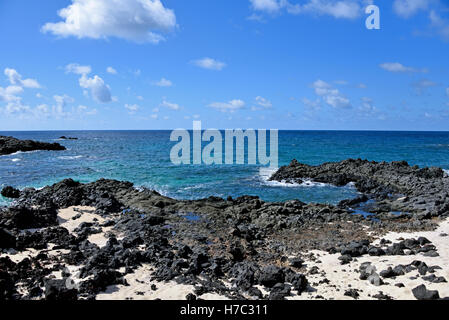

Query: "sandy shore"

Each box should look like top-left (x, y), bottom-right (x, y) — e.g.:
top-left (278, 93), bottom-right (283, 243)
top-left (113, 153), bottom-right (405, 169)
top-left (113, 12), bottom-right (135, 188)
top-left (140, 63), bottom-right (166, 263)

top-left (291, 219), bottom-right (449, 300)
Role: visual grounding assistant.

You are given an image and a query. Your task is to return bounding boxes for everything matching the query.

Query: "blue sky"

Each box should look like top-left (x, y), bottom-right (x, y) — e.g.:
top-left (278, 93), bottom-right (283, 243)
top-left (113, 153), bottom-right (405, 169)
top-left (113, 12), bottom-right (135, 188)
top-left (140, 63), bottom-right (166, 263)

top-left (0, 0), bottom-right (448, 131)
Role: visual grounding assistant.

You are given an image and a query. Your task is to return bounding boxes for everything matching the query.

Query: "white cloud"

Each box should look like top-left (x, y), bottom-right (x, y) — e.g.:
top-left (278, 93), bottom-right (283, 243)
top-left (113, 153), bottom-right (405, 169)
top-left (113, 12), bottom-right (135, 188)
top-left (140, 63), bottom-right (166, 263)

top-left (66, 63), bottom-right (112, 104)
top-left (192, 58), bottom-right (226, 71)
top-left (160, 99), bottom-right (180, 110)
top-left (429, 10), bottom-right (449, 41)
top-left (151, 114), bottom-right (158, 119)
top-left (252, 96), bottom-right (273, 110)
top-left (42, 0), bottom-right (176, 44)
top-left (125, 104), bottom-right (140, 114)
top-left (250, 0), bottom-right (281, 13)
top-left (379, 62), bottom-right (426, 73)
top-left (255, 96), bottom-right (272, 108)
top-left (79, 74), bottom-right (112, 103)
top-left (302, 97), bottom-right (321, 110)
top-left (312, 79), bottom-right (351, 108)
top-left (209, 99), bottom-right (245, 113)
top-left (153, 78), bottom-right (173, 87)
top-left (412, 79), bottom-right (437, 94)
top-left (53, 94), bottom-right (75, 118)
top-left (4, 68), bottom-right (41, 88)
top-left (0, 85), bottom-right (23, 102)
top-left (65, 63), bottom-right (92, 75)
top-left (107, 67), bottom-right (117, 75)
top-left (249, 0), bottom-right (365, 19)
top-left (393, 0), bottom-right (431, 18)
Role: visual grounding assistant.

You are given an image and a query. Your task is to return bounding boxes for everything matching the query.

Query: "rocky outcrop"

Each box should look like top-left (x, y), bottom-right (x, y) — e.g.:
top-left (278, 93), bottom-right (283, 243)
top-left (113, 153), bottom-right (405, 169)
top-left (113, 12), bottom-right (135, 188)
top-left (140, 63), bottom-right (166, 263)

top-left (0, 136), bottom-right (66, 156)
top-left (1, 159), bottom-right (447, 300)
top-left (270, 159), bottom-right (449, 219)
top-left (1, 186), bottom-right (20, 199)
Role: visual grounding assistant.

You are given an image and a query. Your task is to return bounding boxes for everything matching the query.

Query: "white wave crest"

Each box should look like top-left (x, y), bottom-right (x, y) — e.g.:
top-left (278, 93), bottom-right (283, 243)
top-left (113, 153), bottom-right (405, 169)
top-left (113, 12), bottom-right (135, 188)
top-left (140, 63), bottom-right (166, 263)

top-left (258, 167), bottom-right (328, 188)
top-left (57, 155), bottom-right (83, 160)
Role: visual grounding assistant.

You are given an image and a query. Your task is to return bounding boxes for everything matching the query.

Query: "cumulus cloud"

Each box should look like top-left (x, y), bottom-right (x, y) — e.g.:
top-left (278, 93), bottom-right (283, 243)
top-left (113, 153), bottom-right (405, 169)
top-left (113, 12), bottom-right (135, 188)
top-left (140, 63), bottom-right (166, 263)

top-left (209, 99), bottom-right (245, 113)
top-left (65, 63), bottom-right (112, 103)
top-left (192, 58), bottom-right (226, 71)
top-left (393, 0), bottom-right (431, 18)
top-left (412, 79), bottom-right (437, 94)
top-left (250, 0), bottom-right (281, 12)
top-left (125, 104), bottom-right (140, 114)
top-left (251, 96), bottom-right (273, 110)
top-left (79, 74), bottom-right (112, 103)
top-left (429, 10), bottom-right (449, 41)
top-left (160, 99), bottom-right (180, 110)
top-left (106, 67), bottom-right (117, 75)
top-left (42, 0), bottom-right (176, 44)
top-left (0, 68), bottom-right (42, 116)
top-left (379, 62), bottom-right (427, 73)
top-left (4, 68), bottom-right (41, 88)
top-left (65, 63), bottom-right (92, 75)
top-left (153, 78), bottom-right (172, 87)
top-left (311, 79), bottom-right (351, 109)
top-left (249, 0), bottom-right (365, 19)
top-left (52, 94), bottom-right (75, 118)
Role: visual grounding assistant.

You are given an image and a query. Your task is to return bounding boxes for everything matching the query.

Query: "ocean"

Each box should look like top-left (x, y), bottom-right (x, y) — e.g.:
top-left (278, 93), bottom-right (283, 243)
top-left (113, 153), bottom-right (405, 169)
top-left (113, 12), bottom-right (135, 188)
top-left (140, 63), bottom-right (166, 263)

top-left (1, 130), bottom-right (449, 206)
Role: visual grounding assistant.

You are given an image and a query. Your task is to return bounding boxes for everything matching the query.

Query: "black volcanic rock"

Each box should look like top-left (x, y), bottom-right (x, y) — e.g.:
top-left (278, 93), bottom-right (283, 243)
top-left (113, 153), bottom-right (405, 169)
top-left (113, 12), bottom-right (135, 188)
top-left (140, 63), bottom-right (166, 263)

top-left (0, 135), bottom-right (66, 156)
top-left (412, 284), bottom-right (440, 300)
top-left (270, 159), bottom-right (449, 219)
top-left (59, 136), bottom-right (78, 140)
top-left (1, 186), bottom-right (20, 199)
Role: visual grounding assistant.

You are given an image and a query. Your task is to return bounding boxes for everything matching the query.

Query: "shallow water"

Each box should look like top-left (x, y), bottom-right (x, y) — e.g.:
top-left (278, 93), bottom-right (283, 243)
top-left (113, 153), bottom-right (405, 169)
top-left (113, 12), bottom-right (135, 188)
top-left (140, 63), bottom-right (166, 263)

top-left (1, 130), bottom-right (449, 206)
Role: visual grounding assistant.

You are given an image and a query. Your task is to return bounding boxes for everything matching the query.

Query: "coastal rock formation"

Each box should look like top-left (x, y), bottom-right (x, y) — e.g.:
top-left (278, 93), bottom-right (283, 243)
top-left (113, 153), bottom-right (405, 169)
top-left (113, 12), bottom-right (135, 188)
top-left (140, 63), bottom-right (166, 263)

top-left (0, 159), bottom-right (448, 300)
top-left (1, 187), bottom-right (20, 199)
top-left (59, 136), bottom-right (78, 140)
top-left (270, 159), bottom-right (449, 219)
top-left (0, 136), bottom-right (66, 156)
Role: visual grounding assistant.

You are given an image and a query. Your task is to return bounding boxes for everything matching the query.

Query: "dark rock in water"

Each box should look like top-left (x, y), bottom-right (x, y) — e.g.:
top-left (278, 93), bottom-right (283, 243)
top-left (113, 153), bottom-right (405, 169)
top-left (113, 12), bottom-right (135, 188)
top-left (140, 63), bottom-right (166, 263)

top-left (258, 265), bottom-right (284, 288)
top-left (59, 136), bottom-right (78, 140)
top-left (1, 186), bottom-right (20, 199)
top-left (412, 284), bottom-right (440, 300)
top-left (269, 158), bottom-right (449, 219)
top-left (0, 135), bottom-right (66, 156)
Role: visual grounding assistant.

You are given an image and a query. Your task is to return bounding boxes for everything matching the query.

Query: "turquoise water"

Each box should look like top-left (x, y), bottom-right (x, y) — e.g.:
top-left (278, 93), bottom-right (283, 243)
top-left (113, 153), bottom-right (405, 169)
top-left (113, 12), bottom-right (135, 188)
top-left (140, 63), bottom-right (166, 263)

top-left (1, 131), bottom-right (449, 206)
